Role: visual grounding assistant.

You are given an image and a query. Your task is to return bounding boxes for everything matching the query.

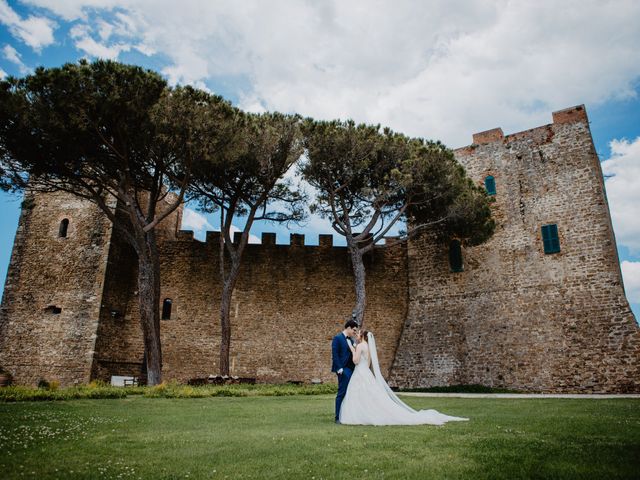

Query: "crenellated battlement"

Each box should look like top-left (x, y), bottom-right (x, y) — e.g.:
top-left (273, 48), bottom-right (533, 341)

top-left (461, 104), bottom-right (588, 151)
top-left (472, 127), bottom-right (504, 145)
top-left (551, 104), bottom-right (588, 124)
top-left (173, 230), bottom-right (402, 249)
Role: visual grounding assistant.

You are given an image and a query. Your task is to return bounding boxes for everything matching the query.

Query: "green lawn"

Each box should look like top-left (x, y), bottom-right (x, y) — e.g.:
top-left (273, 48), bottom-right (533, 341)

top-left (0, 395), bottom-right (638, 479)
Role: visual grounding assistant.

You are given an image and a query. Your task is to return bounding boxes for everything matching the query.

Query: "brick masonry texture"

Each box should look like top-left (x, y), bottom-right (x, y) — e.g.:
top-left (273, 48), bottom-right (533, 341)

top-left (389, 105), bottom-right (640, 393)
top-left (0, 191), bottom-right (114, 385)
top-left (90, 229), bottom-right (408, 384)
top-left (1, 105), bottom-right (638, 391)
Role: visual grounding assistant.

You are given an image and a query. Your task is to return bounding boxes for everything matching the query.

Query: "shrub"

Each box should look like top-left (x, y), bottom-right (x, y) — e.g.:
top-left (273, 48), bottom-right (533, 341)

top-left (0, 381), bottom-right (337, 402)
top-left (88, 379), bottom-right (109, 388)
top-left (0, 385), bottom-right (128, 402)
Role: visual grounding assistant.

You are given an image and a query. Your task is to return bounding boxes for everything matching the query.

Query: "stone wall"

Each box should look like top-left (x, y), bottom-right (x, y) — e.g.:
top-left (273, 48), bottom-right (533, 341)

top-left (389, 105), bottom-right (640, 393)
top-left (2, 105), bottom-right (638, 392)
top-left (0, 190), bottom-right (113, 385)
top-left (90, 195), bottom-right (183, 381)
top-left (92, 230), bottom-right (409, 384)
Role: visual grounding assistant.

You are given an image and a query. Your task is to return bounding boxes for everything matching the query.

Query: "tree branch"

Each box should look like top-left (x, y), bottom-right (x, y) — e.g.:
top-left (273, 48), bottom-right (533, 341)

top-left (143, 168), bottom-right (191, 232)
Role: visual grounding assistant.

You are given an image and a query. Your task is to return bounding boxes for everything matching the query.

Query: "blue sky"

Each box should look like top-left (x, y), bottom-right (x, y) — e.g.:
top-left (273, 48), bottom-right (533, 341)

top-left (1, 0), bottom-right (639, 321)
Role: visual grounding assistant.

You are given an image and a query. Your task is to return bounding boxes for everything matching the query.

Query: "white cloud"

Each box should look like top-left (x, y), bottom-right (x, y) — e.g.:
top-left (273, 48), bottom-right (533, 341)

top-left (238, 93), bottom-right (267, 114)
top-left (0, 0), bottom-right (55, 51)
top-left (22, 0), bottom-right (640, 146)
top-left (621, 261), bottom-right (640, 303)
top-left (96, 18), bottom-right (113, 40)
top-left (229, 225), bottom-right (261, 245)
top-left (69, 21), bottom-right (131, 59)
top-left (181, 207), bottom-right (260, 244)
top-left (66, 10), bottom-right (155, 61)
top-left (75, 36), bottom-right (130, 59)
top-left (182, 207), bottom-right (213, 232)
top-left (0, 67), bottom-right (6, 79)
top-left (602, 137), bottom-right (640, 253)
top-left (2, 44), bottom-right (29, 73)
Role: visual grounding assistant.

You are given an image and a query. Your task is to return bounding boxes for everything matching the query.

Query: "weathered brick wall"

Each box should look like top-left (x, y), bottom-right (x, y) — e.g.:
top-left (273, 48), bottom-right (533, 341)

top-left (92, 231), bottom-right (409, 384)
top-left (389, 106), bottom-right (640, 393)
top-left (90, 197), bottom-right (182, 380)
top-left (2, 105), bottom-right (637, 392)
top-left (0, 190), bottom-right (113, 385)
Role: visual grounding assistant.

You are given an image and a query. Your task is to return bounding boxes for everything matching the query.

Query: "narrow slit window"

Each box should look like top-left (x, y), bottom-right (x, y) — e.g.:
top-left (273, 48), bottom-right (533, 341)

top-left (541, 224), bottom-right (560, 254)
top-left (484, 176), bottom-right (496, 195)
top-left (59, 218), bottom-right (69, 238)
top-left (449, 240), bottom-right (464, 273)
top-left (162, 298), bottom-right (172, 320)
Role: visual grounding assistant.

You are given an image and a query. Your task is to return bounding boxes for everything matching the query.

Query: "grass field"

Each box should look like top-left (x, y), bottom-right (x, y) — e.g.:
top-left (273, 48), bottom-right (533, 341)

top-left (0, 395), bottom-right (638, 479)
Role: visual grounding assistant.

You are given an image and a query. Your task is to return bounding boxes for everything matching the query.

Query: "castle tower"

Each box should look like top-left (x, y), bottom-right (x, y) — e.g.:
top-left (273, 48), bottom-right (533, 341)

top-left (389, 105), bottom-right (640, 393)
top-left (0, 190), bottom-right (115, 385)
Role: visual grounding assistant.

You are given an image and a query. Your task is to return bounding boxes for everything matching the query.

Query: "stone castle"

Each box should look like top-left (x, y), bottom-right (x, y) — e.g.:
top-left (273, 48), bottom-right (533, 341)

top-left (1, 105), bottom-right (638, 392)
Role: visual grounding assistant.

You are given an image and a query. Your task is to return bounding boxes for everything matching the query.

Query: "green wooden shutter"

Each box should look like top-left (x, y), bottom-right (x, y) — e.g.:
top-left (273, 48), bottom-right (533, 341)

top-left (484, 176), bottom-right (496, 195)
top-left (542, 224), bottom-right (560, 254)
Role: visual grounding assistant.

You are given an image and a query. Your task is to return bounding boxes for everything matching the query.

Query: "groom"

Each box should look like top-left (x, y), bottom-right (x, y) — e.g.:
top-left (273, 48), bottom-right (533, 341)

top-left (331, 319), bottom-right (358, 423)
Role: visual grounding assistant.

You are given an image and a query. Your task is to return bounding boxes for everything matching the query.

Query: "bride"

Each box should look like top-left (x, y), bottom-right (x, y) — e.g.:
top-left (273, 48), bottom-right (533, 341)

top-left (339, 330), bottom-right (469, 426)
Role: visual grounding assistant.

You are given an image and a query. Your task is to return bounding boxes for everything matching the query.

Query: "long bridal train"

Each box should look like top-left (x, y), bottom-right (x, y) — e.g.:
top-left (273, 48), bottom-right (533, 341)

top-left (339, 332), bottom-right (469, 426)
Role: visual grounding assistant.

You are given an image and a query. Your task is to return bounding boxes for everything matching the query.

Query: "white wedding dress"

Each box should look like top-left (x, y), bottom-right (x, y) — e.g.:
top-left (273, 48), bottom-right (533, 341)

top-left (339, 333), bottom-right (468, 426)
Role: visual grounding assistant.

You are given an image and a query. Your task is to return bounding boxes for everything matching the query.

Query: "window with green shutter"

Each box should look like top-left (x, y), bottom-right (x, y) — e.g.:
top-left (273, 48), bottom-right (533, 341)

top-left (449, 240), bottom-right (464, 272)
top-left (484, 175), bottom-right (496, 195)
top-left (541, 224), bottom-right (560, 254)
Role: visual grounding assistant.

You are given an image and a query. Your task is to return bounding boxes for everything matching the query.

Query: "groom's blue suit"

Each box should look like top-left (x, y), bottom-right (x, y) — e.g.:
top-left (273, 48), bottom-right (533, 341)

top-left (332, 333), bottom-right (355, 422)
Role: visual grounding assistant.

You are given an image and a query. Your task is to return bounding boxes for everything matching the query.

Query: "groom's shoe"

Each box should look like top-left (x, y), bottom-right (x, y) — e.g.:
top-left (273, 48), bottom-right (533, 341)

top-left (335, 419), bottom-right (341, 424)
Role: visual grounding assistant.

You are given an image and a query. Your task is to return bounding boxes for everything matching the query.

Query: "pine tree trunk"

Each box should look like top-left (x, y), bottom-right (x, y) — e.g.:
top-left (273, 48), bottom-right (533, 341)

top-left (219, 260), bottom-right (241, 376)
top-left (136, 231), bottom-right (163, 386)
top-left (349, 242), bottom-right (367, 327)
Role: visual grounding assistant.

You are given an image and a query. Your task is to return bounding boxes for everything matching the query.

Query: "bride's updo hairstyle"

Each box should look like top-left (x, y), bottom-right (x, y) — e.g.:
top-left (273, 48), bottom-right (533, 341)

top-left (360, 330), bottom-right (370, 343)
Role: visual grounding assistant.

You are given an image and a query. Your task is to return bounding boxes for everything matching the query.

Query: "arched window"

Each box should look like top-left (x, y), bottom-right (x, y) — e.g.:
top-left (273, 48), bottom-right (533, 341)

top-left (449, 240), bottom-right (463, 273)
top-left (58, 218), bottom-right (69, 238)
top-left (484, 176), bottom-right (496, 195)
top-left (162, 298), bottom-right (172, 320)
top-left (541, 224), bottom-right (560, 254)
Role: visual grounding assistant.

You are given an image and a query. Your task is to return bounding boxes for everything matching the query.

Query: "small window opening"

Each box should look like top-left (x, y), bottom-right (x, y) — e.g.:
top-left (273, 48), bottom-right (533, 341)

top-left (484, 176), bottom-right (496, 195)
top-left (449, 240), bottom-right (463, 273)
top-left (59, 218), bottom-right (69, 238)
top-left (541, 224), bottom-right (560, 254)
top-left (162, 298), bottom-right (172, 320)
top-left (44, 305), bottom-right (62, 314)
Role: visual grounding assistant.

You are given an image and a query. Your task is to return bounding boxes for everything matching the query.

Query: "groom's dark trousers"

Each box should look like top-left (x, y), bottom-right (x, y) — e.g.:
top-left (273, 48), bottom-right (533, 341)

top-left (335, 367), bottom-right (353, 422)
top-left (332, 333), bottom-right (355, 422)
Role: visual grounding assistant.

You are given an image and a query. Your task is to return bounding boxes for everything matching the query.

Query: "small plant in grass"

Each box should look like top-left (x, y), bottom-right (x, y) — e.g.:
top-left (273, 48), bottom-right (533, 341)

top-left (88, 379), bottom-right (109, 388)
top-left (35, 378), bottom-right (60, 390)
